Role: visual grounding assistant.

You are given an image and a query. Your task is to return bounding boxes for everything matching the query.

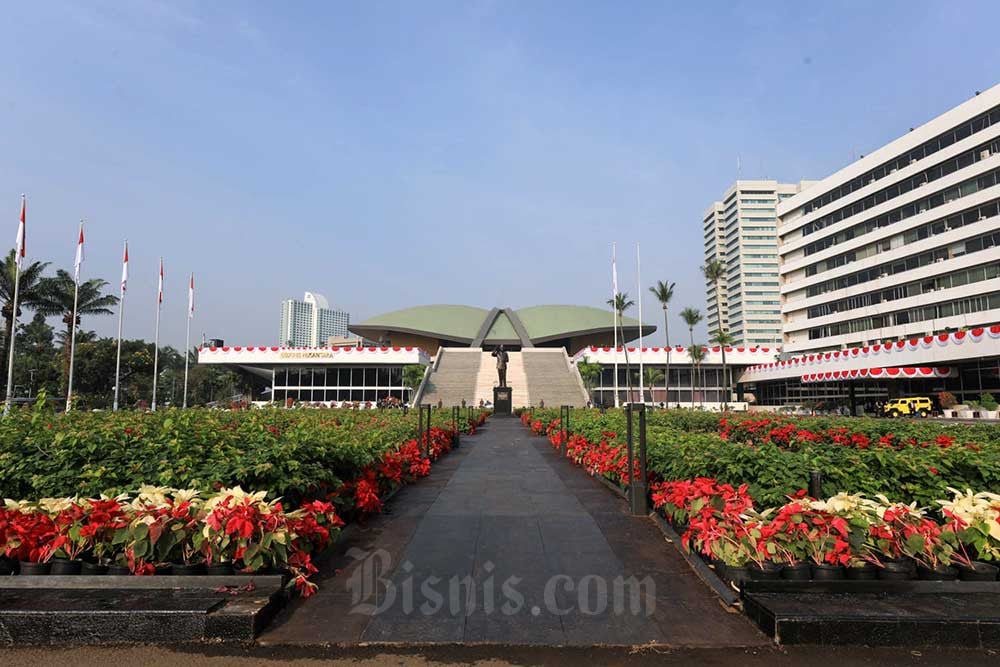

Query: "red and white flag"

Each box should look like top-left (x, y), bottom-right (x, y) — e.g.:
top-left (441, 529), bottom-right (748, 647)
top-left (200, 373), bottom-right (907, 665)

top-left (15, 195), bottom-right (25, 270)
top-left (74, 223), bottom-right (84, 282)
top-left (157, 258), bottom-right (164, 304)
top-left (187, 273), bottom-right (195, 318)
top-left (120, 241), bottom-right (129, 294)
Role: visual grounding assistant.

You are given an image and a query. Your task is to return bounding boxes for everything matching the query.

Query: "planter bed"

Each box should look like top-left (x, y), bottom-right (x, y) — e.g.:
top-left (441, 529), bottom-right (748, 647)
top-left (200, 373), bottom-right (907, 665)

top-left (0, 574), bottom-right (287, 644)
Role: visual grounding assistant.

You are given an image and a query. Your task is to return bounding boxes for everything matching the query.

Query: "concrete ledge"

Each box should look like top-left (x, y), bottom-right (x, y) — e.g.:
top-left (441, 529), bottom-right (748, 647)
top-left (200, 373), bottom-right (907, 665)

top-left (0, 581), bottom-right (287, 644)
top-left (743, 587), bottom-right (1000, 647)
top-left (0, 575), bottom-right (286, 590)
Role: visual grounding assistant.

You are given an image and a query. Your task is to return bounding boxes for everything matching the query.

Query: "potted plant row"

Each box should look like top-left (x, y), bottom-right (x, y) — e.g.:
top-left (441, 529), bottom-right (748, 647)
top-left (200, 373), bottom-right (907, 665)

top-left (653, 481), bottom-right (1000, 588)
top-left (0, 486), bottom-right (344, 596)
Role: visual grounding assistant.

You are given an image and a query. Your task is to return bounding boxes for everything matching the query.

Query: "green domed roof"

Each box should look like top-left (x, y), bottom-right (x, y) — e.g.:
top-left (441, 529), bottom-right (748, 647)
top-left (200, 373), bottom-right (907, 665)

top-left (350, 304), bottom-right (654, 346)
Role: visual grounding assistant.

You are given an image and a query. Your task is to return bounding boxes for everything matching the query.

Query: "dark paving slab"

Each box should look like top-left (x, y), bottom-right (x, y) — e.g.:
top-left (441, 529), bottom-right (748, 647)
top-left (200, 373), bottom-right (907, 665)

top-left (746, 589), bottom-right (1000, 647)
top-left (260, 419), bottom-right (767, 647)
top-left (0, 583), bottom-right (284, 643)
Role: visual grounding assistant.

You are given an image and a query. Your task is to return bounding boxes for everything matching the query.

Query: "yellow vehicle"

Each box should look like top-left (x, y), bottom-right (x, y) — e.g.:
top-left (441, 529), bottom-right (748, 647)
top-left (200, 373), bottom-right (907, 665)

top-left (882, 396), bottom-right (933, 418)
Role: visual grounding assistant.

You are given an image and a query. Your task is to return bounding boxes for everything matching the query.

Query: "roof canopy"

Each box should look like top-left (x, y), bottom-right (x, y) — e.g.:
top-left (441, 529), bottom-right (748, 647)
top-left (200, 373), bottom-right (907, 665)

top-left (349, 304), bottom-right (654, 347)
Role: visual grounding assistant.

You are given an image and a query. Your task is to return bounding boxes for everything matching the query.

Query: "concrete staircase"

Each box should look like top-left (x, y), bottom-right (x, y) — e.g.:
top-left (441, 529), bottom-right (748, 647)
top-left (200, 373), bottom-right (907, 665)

top-left (416, 347), bottom-right (589, 408)
top-left (417, 348), bottom-right (483, 407)
top-left (521, 349), bottom-right (589, 407)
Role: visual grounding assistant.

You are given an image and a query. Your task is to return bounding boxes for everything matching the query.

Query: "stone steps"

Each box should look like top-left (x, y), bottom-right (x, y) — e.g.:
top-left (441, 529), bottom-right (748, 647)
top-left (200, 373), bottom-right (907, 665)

top-left (419, 348), bottom-right (483, 407)
top-left (419, 347), bottom-right (588, 408)
top-left (521, 349), bottom-right (589, 407)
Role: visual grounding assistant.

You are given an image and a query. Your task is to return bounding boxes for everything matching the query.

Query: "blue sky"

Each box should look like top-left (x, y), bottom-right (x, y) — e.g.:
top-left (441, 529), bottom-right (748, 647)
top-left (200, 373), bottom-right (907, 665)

top-left (2, 1), bottom-right (998, 348)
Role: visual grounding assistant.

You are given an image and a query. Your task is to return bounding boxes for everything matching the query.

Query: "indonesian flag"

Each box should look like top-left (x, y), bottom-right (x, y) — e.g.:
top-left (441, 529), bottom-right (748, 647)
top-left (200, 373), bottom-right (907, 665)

top-left (188, 273), bottom-right (194, 318)
top-left (15, 195), bottom-right (25, 270)
top-left (74, 223), bottom-right (84, 282)
top-left (157, 258), bottom-right (163, 304)
top-left (120, 241), bottom-right (129, 293)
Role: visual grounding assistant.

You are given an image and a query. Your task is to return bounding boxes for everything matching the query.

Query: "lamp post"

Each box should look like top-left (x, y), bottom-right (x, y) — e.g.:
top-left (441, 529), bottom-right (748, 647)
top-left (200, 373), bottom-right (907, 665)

top-left (627, 402), bottom-right (649, 516)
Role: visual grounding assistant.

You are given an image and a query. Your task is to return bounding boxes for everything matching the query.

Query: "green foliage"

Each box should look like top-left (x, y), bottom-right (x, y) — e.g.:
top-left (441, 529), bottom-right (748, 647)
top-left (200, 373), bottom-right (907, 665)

top-left (526, 407), bottom-right (1000, 508)
top-left (402, 364), bottom-right (427, 391)
top-left (980, 392), bottom-right (998, 412)
top-left (0, 401), bottom-right (466, 502)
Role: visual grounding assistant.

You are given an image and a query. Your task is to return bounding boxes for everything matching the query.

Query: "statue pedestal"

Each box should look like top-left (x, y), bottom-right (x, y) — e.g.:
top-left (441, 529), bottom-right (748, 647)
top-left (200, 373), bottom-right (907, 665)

top-left (493, 386), bottom-right (512, 416)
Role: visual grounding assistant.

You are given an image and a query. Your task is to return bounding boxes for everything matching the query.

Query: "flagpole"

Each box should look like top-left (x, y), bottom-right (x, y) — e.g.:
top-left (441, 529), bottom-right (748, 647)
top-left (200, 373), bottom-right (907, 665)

top-left (3, 264), bottom-right (20, 416)
top-left (65, 222), bottom-right (84, 412)
top-left (4, 195), bottom-right (26, 417)
top-left (612, 242), bottom-right (619, 408)
top-left (182, 272), bottom-right (193, 409)
top-left (637, 242), bottom-right (644, 405)
top-left (112, 241), bottom-right (127, 412)
top-left (151, 258), bottom-right (162, 411)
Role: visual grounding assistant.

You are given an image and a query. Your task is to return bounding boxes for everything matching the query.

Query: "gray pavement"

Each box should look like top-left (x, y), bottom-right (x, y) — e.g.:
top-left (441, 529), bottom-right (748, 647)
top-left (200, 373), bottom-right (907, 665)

top-left (260, 418), bottom-right (765, 647)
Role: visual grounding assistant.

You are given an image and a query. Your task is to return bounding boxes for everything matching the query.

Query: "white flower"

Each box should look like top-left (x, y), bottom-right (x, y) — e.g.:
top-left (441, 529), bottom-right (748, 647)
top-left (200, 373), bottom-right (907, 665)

top-left (38, 497), bottom-right (76, 513)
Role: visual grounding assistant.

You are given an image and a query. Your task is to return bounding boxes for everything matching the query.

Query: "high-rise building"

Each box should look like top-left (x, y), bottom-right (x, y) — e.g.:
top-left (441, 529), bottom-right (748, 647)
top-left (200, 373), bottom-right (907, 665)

top-left (279, 292), bottom-right (349, 347)
top-left (704, 181), bottom-right (811, 346)
top-left (777, 85), bottom-right (1000, 356)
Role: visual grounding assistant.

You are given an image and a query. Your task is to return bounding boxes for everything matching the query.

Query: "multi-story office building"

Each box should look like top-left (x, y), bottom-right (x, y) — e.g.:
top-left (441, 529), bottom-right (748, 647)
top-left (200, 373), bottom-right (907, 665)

top-left (704, 181), bottom-right (810, 346)
top-left (279, 292), bottom-right (349, 347)
top-left (777, 85), bottom-right (1000, 356)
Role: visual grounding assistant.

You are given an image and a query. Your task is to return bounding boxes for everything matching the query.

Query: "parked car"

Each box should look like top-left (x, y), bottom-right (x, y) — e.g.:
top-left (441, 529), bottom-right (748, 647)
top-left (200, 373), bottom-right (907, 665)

top-left (882, 396), bottom-right (933, 418)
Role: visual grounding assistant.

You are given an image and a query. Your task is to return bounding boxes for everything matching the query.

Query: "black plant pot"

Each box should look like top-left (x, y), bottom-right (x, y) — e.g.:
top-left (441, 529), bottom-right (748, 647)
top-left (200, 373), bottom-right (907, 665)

top-left (747, 561), bottom-right (784, 581)
top-left (957, 561), bottom-right (999, 581)
top-left (19, 561), bottom-right (51, 575)
top-left (0, 556), bottom-right (16, 575)
top-left (107, 565), bottom-right (132, 576)
top-left (80, 560), bottom-right (108, 575)
top-left (810, 563), bottom-right (845, 580)
top-left (845, 562), bottom-right (879, 580)
top-left (206, 562), bottom-right (234, 576)
top-left (725, 565), bottom-right (750, 588)
top-left (154, 563), bottom-right (173, 576)
top-left (49, 558), bottom-right (82, 575)
top-left (878, 560), bottom-right (914, 581)
top-left (171, 562), bottom-right (206, 576)
top-left (916, 564), bottom-right (959, 581)
top-left (781, 562), bottom-right (812, 581)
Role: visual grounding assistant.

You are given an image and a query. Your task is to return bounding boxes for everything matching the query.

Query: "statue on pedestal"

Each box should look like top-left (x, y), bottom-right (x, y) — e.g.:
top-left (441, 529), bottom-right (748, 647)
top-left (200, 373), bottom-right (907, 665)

top-left (492, 345), bottom-right (509, 387)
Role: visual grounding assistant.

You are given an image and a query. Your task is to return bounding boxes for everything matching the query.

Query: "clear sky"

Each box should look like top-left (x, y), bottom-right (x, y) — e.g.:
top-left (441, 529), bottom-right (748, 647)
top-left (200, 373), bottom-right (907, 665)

top-left (2, 1), bottom-right (999, 348)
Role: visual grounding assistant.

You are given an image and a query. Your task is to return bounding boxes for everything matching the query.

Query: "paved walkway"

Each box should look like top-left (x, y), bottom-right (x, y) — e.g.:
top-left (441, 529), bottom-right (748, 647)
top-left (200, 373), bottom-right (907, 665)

top-left (261, 419), bottom-right (766, 647)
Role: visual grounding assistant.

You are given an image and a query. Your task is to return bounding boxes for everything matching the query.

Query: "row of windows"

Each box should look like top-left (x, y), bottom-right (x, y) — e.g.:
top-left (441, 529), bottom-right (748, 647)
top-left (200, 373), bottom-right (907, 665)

top-left (801, 164), bottom-right (1000, 272)
top-left (274, 389), bottom-right (407, 403)
top-left (805, 227), bottom-right (1000, 298)
top-left (805, 198), bottom-right (1000, 277)
top-left (801, 138), bottom-right (1000, 248)
top-left (801, 105), bottom-right (1000, 216)
top-left (276, 366), bottom-right (405, 387)
top-left (807, 261), bottom-right (1000, 319)
top-left (807, 292), bottom-right (1000, 340)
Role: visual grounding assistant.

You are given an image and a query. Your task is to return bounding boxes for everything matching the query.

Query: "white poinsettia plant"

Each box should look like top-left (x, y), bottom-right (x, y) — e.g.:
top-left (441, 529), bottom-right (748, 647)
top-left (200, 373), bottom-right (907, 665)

top-left (938, 487), bottom-right (1000, 561)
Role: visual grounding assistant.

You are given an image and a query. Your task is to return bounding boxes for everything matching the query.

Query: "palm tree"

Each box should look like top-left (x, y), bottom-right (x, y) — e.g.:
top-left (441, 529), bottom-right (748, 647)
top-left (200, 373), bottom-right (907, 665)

top-left (711, 329), bottom-right (735, 411)
top-left (701, 259), bottom-right (726, 336)
top-left (607, 292), bottom-right (636, 405)
top-left (679, 307), bottom-right (702, 407)
top-left (689, 344), bottom-right (707, 408)
top-left (38, 269), bottom-right (119, 392)
top-left (0, 250), bottom-right (52, 390)
top-left (649, 280), bottom-right (675, 406)
top-left (643, 367), bottom-right (664, 404)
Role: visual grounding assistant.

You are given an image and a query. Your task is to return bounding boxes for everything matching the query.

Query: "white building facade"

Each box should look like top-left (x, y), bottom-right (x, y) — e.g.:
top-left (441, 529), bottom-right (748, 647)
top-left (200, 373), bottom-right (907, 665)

top-left (704, 181), bottom-right (809, 346)
top-left (777, 85), bottom-right (1000, 357)
top-left (279, 292), bottom-right (350, 347)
